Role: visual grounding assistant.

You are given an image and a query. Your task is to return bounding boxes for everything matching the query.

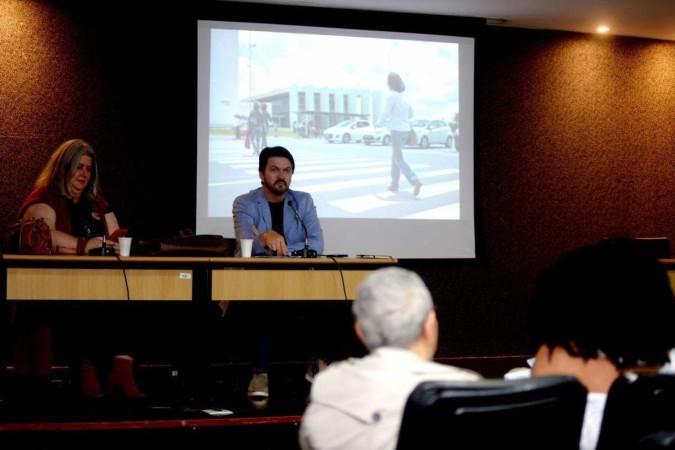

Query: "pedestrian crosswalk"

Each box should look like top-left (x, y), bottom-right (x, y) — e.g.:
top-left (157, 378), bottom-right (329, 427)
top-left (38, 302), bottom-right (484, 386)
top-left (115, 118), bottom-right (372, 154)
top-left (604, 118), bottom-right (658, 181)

top-left (208, 139), bottom-right (461, 220)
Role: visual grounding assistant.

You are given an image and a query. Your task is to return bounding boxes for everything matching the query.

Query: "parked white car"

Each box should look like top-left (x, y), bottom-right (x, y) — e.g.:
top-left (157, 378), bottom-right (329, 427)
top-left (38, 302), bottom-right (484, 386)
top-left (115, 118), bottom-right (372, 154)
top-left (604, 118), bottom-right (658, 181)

top-left (323, 119), bottom-right (371, 143)
top-left (362, 126), bottom-right (391, 146)
top-left (409, 119), bottom-right (454, 148)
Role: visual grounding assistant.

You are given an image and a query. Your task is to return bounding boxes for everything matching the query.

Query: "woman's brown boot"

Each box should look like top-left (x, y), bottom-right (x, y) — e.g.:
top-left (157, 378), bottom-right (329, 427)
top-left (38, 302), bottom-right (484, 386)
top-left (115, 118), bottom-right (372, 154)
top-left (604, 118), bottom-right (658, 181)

top-left (106, 355), bottom-right (145, 398)
top-left (80, 359), bottom-right (103, 398)
top-left (13, 324), bottom-right (52, 377)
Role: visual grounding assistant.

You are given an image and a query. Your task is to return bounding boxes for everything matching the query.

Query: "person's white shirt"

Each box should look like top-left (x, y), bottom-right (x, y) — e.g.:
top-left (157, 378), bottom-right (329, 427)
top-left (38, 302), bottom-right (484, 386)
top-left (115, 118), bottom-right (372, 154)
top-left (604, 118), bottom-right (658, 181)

top-left (580, 392), bottom-right (607, 450)
top-left (299, 347), bottom-right (480, 450)
top-left (659, 348), bottom-right (675, 374)
top-left (504, 351), bottom-right (675, 450)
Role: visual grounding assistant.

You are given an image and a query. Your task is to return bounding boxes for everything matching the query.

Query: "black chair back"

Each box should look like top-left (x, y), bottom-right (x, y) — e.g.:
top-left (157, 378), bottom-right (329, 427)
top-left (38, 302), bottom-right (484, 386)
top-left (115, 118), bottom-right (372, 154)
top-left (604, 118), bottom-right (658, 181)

top-left (596, 373), bottom-right (675, 449)
top-left (396, 375), bottom-right (587, 450)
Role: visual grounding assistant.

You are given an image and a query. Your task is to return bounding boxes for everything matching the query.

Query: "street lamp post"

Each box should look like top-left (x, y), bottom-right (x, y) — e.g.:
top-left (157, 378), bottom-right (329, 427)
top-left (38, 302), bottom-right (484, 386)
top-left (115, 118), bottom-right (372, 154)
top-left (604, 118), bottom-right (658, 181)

top-left (248, 33), bottom-right (256, 102)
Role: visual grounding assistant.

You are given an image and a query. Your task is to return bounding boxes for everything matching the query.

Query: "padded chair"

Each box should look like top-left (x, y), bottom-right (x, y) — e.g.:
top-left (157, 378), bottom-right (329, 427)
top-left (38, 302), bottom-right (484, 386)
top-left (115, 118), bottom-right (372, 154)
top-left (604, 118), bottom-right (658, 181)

top-left (396, 375), bottom-right (587, 450)
top-left (596, 373), bottom-right (675, 449)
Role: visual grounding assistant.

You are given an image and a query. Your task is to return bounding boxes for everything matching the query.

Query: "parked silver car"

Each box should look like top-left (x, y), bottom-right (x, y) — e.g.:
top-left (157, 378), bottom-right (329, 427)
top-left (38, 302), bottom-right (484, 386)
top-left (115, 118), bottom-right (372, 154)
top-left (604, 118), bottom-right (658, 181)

top-left (409, 119), bottom-right (454, 148)
top-left (323, 119), bottom-right (371, 143)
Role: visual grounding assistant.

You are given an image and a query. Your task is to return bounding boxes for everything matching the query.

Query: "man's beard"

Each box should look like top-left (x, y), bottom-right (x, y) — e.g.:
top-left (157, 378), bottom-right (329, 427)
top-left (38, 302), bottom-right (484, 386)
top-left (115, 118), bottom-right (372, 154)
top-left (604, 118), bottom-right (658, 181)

top-left (266, 179), bottom-right (288, 196)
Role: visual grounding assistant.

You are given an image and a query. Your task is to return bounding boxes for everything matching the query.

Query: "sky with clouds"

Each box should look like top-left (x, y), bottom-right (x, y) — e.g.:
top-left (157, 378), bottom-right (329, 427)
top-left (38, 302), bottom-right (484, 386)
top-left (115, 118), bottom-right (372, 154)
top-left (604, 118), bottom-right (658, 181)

top-left (239, 30), bottom-right (459, 100)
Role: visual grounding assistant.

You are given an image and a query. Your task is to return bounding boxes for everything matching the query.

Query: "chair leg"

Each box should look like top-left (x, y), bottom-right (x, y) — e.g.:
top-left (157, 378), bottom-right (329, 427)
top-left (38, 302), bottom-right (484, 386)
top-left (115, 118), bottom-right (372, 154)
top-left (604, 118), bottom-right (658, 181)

top-left (31, 324), bottom-right (53, 377)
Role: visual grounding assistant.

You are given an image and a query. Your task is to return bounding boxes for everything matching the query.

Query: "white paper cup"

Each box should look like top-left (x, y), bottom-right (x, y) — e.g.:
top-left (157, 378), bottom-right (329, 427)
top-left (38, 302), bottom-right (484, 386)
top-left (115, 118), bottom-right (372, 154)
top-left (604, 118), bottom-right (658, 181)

top-left (240, 238), bottom-right (253, 258)
top-left (118, 237), bottom-right (132, 257)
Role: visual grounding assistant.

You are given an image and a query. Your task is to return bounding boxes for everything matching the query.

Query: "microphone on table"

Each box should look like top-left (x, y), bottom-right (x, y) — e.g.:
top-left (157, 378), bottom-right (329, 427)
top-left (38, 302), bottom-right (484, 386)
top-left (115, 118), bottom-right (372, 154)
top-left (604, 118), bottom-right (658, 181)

top-left (88, 234), bottom-right (116, 256)
top-left (287, 199), bottom-right (316, 258)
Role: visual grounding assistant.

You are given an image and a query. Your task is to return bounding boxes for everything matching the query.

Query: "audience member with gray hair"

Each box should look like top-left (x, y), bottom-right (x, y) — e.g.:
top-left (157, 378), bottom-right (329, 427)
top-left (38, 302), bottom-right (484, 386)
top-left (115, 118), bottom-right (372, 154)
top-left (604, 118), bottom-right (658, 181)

top-left (299, 267), bottom-right (481, 450)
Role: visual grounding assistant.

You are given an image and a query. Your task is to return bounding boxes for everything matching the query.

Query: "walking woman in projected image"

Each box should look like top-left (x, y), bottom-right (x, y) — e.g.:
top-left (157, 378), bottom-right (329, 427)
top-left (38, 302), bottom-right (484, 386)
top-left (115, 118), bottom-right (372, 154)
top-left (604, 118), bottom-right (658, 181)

top-left (376, 72), bottom-right (422, 197)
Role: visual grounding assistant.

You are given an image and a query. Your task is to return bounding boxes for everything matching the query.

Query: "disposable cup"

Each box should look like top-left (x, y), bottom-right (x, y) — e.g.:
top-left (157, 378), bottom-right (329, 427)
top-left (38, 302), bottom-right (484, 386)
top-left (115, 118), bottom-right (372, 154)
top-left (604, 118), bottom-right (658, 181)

top-left (118, 237), bottom-right (132, 257)
top-left (240, 238), bottom-right (253, 258)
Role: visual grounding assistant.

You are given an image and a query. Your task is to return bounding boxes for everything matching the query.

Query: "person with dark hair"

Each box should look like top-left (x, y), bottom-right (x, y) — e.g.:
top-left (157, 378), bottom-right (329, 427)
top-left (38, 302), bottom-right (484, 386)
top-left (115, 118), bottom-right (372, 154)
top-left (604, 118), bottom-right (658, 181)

top-left (232, 145), bottom-right (324, 400)
top-left (299, 267), bottom-right (481, 450)
top-left (233, 145), bottom-right (323, 257)
top-left (16, 139), bottom-right (144, 399)
top-left (247, 101), bottom-right (264, 156)
top-left (527, 237), bottom-right (675, 450)
top-left (260, 103), bottom-right (273, 148)
top-left (376, 72), bottom-right (422, 197)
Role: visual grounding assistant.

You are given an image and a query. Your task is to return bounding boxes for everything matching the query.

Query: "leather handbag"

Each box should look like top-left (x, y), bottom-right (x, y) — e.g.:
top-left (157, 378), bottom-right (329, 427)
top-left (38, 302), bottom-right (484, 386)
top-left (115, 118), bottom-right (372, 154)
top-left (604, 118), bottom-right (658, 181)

top-left (407, 128), bottom-right (417, 146)
top-left (136, 234), bottom-right (231, 256)
top-left (1, 217), bottom-right (52, 255)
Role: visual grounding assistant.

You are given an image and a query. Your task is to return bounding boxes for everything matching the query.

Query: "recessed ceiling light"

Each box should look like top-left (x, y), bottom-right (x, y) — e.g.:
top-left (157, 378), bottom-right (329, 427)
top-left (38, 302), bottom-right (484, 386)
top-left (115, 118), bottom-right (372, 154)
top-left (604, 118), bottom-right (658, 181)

top-left (597, 25), bottom-right (610, 34)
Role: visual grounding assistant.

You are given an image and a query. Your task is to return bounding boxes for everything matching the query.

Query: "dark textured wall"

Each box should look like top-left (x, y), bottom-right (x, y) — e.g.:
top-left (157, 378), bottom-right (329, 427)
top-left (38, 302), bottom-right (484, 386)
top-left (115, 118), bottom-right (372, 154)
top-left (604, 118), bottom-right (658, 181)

top-left (1, 1), bottom-right (674, 365)
top-left (0, 1), bottom-right (197, 238)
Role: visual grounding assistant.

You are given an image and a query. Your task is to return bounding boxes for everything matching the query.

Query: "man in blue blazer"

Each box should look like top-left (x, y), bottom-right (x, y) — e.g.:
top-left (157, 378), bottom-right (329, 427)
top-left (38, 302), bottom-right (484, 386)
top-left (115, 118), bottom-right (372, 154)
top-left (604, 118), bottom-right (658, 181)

top-left (232, 146), bottom-right (325, 401)
top-left (233, 146), bottom-right (324, 257)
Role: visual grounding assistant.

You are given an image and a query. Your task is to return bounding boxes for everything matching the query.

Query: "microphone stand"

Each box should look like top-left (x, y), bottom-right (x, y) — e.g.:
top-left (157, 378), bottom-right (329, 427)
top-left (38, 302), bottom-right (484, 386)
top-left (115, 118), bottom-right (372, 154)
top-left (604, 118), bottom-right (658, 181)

top-left (288, 200), bottom-right (314, 258)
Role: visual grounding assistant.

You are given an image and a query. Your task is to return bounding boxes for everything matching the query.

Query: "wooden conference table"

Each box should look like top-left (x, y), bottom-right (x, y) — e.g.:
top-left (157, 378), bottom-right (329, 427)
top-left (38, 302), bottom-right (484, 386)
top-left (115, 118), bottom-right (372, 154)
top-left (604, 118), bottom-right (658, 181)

top-left (0, 254), bottom-right (398, 302)
top-left (662, 259), bottom-right (675, 294)
top-left (6, 255), bottom-right (675, 302)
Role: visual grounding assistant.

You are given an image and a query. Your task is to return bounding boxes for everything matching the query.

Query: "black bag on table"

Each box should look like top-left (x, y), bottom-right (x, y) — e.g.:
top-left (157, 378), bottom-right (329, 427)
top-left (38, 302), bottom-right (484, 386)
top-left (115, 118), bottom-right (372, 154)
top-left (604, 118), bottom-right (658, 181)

top-left (136, 234), bottom-right (231, 257)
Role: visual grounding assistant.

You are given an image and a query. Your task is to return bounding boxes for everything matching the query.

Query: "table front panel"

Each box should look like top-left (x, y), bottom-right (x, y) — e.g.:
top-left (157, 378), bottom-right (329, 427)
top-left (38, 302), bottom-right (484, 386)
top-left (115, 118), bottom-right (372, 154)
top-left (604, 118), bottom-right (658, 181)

top-left (7, 268), bottom-right (193, 301)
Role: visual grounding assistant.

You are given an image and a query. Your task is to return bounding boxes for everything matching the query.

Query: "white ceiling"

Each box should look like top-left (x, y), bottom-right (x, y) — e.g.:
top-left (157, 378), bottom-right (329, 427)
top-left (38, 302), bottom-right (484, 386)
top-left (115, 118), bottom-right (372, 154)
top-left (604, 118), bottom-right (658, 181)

top-left (235, 0), bottom-right (675, 42)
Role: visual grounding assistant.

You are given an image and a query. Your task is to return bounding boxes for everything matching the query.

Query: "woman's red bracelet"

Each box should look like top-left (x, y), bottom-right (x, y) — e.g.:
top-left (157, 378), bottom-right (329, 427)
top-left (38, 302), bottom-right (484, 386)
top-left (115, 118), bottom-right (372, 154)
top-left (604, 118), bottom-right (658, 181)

top-left (76, 237), bottom-right (89, 255)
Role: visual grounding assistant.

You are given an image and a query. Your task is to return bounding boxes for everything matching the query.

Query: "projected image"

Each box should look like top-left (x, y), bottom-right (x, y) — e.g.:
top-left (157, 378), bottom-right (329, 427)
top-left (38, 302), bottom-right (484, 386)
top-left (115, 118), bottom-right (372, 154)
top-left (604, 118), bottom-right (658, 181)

top-left (207, 26), bottom-right (461, 220)
top-left (197, 19), bottom-right (475, 258)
